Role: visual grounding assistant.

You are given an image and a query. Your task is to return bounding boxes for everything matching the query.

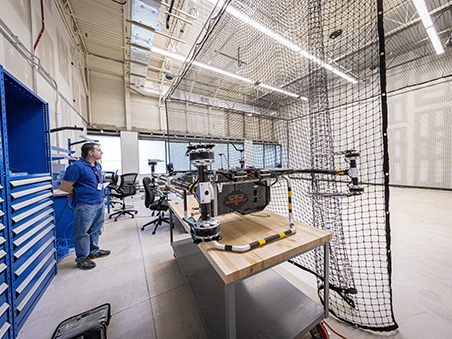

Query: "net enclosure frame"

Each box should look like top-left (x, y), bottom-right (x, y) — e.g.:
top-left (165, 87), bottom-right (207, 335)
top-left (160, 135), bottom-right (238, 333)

top-left (165, 0), bottom-right (400, 331)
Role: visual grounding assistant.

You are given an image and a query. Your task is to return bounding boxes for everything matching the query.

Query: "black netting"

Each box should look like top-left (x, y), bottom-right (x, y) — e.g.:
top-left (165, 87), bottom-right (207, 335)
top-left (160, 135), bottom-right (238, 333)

top-left (165, 0), bottom-right (399, 331)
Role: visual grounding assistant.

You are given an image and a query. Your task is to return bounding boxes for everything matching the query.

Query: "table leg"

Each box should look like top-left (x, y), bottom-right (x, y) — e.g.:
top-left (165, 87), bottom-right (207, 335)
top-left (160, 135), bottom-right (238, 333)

top-left (225, 282), bottom-right (236, 339)
top-left (323, 242), bottom-right (330, 317)
top-left (170, 209), bottom-right (174, 244)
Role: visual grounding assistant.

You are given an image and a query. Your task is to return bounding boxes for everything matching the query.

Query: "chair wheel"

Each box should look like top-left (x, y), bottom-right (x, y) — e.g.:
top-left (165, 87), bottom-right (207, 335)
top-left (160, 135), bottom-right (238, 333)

top-left (152, 231), bottom-right (156, 235)
top-left (132, 216), bottom-right (134, 218)
top-left (135, 211), bottom-right (138, 214)
top-left (141, 227), bottom-right (144, 231)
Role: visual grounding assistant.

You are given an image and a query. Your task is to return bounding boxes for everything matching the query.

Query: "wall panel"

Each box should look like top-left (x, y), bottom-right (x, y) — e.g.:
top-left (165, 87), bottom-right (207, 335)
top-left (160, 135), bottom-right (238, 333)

top-left (388, 79), bottom-right (452, 188)
top-left (90, 70), bottom-right (125, 127)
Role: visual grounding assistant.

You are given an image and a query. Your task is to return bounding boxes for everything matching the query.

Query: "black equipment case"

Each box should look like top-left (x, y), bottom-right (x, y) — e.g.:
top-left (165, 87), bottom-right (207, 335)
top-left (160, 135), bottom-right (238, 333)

top-left (51, 303), bottom-right (111, 339)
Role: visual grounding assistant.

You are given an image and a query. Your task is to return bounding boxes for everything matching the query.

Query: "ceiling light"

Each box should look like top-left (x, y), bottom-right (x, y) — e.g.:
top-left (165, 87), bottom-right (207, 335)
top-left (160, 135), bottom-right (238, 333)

top-left (206, 0), bottom-right (357, 84)
top-left (151, 47), bottom-right (305, 100)
top-left (412, 0), bottom-right (444, 54)
top-left (425, 26), bottom-right (444, 54)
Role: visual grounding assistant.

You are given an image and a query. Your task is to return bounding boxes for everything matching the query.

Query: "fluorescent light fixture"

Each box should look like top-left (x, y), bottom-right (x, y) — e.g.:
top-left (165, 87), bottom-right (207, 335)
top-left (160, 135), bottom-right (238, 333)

top-left (412, 0), bottom-right (444, 54)
top-left (206, 0), bottom-right (357, 84)
top-left (151, 47), bottom-right (185, 62)
top-left (412, 0), bottom-right (433, 27)
top-left (426, 26), bottom-right (444, 54)
top-left (151, 47), bottom-right (306, 100)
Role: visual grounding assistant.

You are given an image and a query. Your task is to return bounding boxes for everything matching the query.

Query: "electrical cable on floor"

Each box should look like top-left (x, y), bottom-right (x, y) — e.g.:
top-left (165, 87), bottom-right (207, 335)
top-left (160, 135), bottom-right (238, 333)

top-left (323, 320), bottom-right (347, 339)
top-left (56, 237), bottom-right (75, 262)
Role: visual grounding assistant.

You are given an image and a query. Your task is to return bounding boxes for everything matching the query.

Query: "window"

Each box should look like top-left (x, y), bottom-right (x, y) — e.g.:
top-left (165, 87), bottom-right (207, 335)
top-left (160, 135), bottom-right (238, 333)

top-left (138, 139), bottom-right (166, 174)
top-left (88, 134), bottom-right (121, 172)
top-left (168, 141), bottom-right (190, 171)
top-left (229, 143), bottom-right (244, 169)
top-left (211, 143), bottom-right (228, 170)
top-left (253, 144), bottom-right (264, 168)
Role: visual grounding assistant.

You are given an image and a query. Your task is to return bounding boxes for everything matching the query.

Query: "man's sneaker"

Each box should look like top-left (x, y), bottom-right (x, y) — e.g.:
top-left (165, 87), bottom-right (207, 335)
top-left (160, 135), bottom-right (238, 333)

top-left (89, 249), bottom-right (111, 259)
top-left (76, 258), bottom-right (96, 270)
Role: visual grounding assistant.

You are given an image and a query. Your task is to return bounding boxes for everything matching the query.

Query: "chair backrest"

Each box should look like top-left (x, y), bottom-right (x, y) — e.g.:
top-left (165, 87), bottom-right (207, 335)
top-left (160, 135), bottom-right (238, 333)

top-left (143, 177), bottom-right (155, 208)
top-left (103, 171), bottom-right (114, 182)
top-left (120, 173), bottom-right (138, 197)
top-left (104, 170), bottom-right (119, 188)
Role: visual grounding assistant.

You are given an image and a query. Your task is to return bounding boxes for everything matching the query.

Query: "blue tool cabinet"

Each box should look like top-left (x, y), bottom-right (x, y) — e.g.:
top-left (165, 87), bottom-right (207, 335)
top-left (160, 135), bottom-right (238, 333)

top-left (0, 65), bottom-right (57, 338)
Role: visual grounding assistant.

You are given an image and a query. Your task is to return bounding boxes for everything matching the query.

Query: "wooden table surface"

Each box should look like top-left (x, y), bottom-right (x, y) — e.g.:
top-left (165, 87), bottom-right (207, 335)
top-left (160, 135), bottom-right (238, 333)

top-left (169, 198), bottom-right (332, 284)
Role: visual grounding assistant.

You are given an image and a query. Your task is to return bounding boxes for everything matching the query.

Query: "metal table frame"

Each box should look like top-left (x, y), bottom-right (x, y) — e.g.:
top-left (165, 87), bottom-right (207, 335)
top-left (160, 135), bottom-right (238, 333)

top-left (169, 209), bottom-right (330, 339)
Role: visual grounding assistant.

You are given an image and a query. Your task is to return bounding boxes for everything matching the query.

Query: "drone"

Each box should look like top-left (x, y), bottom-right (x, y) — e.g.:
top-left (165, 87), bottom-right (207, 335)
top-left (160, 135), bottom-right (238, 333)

top-left (161, 144), bottom-right (364, 252)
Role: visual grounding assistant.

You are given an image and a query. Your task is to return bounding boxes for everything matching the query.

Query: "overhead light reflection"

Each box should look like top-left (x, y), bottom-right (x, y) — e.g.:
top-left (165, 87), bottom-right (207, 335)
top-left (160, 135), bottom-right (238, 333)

top-left (207, 0), bottom-right (357, 83)
top-left (151, 47), bottom-right (305, 99)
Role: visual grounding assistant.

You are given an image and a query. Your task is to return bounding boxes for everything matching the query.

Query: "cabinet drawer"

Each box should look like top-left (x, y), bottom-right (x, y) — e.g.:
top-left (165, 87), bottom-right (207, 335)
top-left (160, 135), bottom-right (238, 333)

top-left (15, 237), bottom-right (55, 278)
top-left (12, 208), bottom-right (54, 237)
top-left (0, 283), bottom-right (9, 307)
top-left (14, 216), bottom-right (54, 248)
top-left (0, 319), bottom-right (10, 339)
top-left (11, 201), bottom-right (53, 226)
top-left (15, 254), bottom-right (55, 308)
top-left (0, 264), bottom-right (8, 288)
top-left (10, 184), bottom-right (52, 201)
top-left (9, 176), bottom-right (52, 190)
top-left (13, 227), bottom-right (54, 269)
top-left (11, 192), bottom-right (53, 214)
top-left (16, 262), bottom-right (56, 329)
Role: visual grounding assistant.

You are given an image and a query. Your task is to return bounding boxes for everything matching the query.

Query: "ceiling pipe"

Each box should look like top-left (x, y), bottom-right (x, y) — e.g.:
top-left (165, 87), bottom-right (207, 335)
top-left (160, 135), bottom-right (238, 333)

top-left (34, 0), bottom-right (45, 51)
top-left (161, 1), bottom-right (197, 20)
top-left (165, 10), bottom-right (193, 25)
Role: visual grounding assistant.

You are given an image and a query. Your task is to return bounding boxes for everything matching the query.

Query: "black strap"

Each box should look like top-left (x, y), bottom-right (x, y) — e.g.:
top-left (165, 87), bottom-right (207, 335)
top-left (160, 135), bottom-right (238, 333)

top-left (89, 163), bottom-right (101, 184)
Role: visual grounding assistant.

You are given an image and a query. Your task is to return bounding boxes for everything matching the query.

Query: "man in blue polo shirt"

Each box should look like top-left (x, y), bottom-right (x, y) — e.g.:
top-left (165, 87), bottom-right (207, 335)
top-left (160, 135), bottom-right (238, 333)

top-left (59, 142), bottom-right (110, 270)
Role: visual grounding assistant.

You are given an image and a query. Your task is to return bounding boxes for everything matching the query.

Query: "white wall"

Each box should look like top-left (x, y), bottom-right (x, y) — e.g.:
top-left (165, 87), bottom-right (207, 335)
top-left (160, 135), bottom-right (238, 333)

top-left (388, 78), bottom-right (452, 189)
top-left (90, 70), bottom-right (126, 128)
top-left (0, 0), bottom-right (163, 157)
top-left (130, 93), bottom-right (162, 132)
top-left (0, 0), bottom-right (88, 153)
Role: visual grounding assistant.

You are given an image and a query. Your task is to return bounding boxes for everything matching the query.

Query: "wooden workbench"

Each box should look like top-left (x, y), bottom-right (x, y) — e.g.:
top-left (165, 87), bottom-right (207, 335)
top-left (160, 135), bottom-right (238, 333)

top-left (169, 197), bottom-right (332, 339)
top-left (169, 198), bottom-right (332, 283)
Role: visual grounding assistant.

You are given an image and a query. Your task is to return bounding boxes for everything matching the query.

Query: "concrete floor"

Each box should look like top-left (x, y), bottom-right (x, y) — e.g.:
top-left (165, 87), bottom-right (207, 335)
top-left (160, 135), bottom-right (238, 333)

top-left (16, 187), bottom-right (452, 339)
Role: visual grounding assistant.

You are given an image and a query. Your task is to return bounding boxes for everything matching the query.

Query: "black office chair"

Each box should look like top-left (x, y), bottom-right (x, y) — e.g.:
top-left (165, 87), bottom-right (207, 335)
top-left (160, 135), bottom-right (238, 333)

top-left (103, 171), bottom-right (122, 209)
top-left (108, 173), bottom-right (138, 221)
top-left (141, 176), bottom-right (170, 234)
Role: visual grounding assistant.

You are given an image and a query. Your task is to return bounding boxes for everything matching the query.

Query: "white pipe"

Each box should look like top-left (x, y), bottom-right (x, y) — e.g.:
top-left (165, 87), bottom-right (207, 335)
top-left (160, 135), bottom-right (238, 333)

top-left (211, 241), bottom-right (251, 252)
top-left (161, 2), bottom-right (197, 20)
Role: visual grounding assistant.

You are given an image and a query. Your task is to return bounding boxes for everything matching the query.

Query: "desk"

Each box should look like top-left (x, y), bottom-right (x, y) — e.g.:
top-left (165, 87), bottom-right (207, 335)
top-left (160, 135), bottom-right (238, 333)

top-left (53, 190), bottom-right (74, 258)
top-left (169, 198), bottom-right (332, 339)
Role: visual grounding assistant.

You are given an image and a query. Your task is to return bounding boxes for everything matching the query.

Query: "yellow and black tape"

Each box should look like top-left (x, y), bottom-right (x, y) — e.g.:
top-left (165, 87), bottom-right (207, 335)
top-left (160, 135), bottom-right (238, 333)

top-left (248, 229), bottom-right (293, 250)
top-left (288, 186), bottom-right (292, 212)
top-left (188, 183), bottom-right (198, 194)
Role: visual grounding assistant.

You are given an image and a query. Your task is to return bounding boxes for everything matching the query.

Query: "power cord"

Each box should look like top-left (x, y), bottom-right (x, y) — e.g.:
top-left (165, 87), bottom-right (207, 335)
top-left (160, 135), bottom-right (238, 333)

top-left (323, 320), bottom-right (347, 339)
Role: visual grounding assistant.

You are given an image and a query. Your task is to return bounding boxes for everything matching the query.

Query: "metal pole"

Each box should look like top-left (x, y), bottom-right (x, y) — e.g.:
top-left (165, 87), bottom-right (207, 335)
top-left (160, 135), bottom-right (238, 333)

top-left (169, 209), bottom-right (174, 244)
top-left (323, 242), bottom-right (329, 317)
top-left (225, 282), bottom-right (236, 339)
